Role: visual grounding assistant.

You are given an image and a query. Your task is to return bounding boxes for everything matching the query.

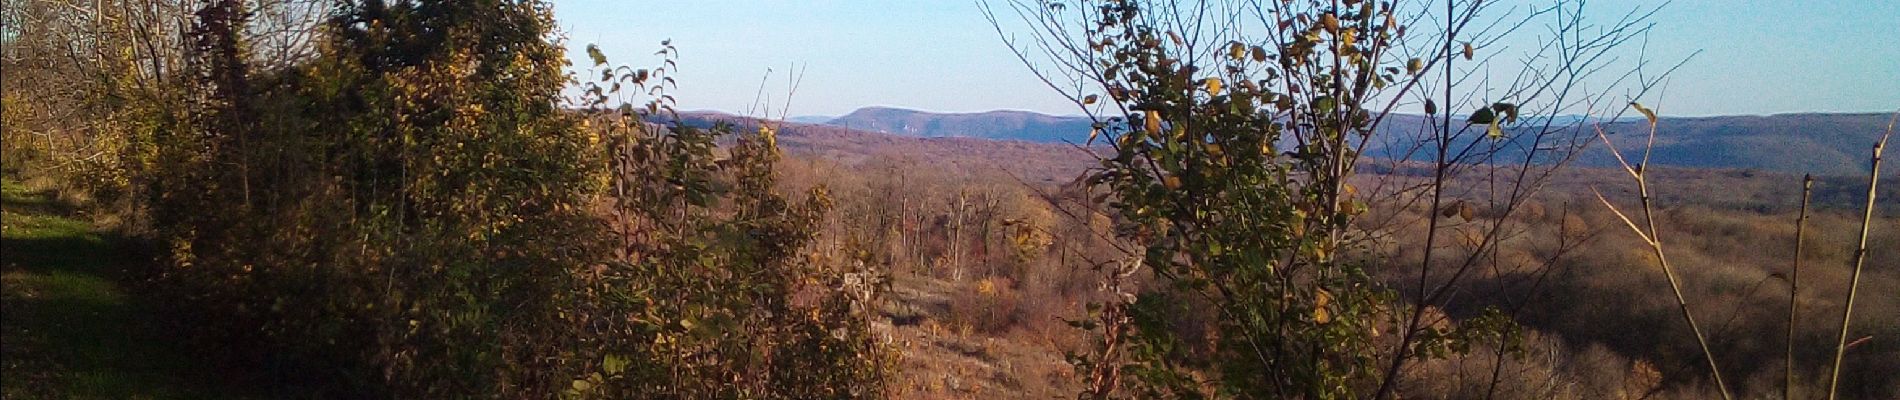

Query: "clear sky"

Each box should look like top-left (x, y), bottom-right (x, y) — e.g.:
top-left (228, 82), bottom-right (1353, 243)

top-left (552, 0), bottom-right (1899, 118)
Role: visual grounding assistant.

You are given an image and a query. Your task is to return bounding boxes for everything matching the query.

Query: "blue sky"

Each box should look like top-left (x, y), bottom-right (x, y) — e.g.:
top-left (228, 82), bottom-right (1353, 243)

top-left (553, 0), bottom-right (1899, 118)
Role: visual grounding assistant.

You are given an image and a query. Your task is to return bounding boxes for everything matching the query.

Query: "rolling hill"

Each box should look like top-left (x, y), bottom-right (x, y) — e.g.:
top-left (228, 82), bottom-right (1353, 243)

top-left (1574, 113), bottom-right (1896, 177)
top-left (823, 107), bottom-right (1096, 143)
top-left (664, 108), bottom-right (1894, 180)
top-left (665, 111), bottom-right (1098, 184)
top-left (808, 107), bottom-right (1896, 178)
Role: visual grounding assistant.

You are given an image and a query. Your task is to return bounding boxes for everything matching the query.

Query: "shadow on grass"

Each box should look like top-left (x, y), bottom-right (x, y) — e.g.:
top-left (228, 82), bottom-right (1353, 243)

top-left (2, 180), bottom-right (261, 399)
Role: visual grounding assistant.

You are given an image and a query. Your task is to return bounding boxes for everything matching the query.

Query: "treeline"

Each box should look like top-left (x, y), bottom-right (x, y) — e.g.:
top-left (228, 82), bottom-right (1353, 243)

top-left (3, 0), bottom-right (888, 397)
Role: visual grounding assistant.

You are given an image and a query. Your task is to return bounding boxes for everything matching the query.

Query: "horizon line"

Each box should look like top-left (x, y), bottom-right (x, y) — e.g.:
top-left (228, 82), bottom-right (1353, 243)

top-left (674, 106), bottom-right (1899, 121)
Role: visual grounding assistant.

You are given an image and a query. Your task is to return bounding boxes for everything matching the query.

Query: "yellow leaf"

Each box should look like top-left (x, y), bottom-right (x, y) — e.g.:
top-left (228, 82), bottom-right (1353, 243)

top-left (1314, 289), bottom-right (1334, 324)
top-left (1630, 102), bottom-right (1658, 125)
top-left (1204, 78), bottom-right (1223, 95)
top-left (759, 125), bottom-right (777, 148)
top-left (1144, 110), bottom-right (1162, 134)
top-left (1229, 42), bottom-right (1247, 60)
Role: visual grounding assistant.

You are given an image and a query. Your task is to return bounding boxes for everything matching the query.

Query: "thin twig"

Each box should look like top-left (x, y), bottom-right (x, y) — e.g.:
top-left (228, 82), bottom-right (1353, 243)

top-left (1591, 106), bottom-right (1733, 399)
top-left (1824, 112), bottom-right (1895, 400)
top-left (1786, 174), bottom-right (1811, 400)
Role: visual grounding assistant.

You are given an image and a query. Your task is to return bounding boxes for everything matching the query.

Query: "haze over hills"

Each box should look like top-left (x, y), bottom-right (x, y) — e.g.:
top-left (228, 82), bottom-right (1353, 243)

top-left (656, 107), bottom-right (1898, 215)
top-left (667, 107), bottom-right (1894, 178)
top-left (822, 106), bottom-right (1096, 143)
top-left (666, 110), bottom-right (1097, 183)
top-left (786, 115), bottom-right (836, 124)
top-left (782, 107), bottom-right (1896, 178)
top-left (1578, 113), bottom-right (1897, 177)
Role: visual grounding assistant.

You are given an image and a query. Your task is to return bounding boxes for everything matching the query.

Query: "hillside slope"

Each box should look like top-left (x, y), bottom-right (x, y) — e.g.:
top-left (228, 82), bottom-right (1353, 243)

top-left (670, 111), bottom-right (1100, 183)
top-left (812, 108), bottom-right (1896, 177)
top-left (824, 107), bottom-right (1095, 144)
top-left (1576, 113), bottom-right (1896, 177)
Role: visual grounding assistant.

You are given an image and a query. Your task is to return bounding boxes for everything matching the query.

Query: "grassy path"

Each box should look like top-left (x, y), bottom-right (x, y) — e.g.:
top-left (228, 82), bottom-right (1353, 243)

top-left (1, 180), bottom-right (251, 399)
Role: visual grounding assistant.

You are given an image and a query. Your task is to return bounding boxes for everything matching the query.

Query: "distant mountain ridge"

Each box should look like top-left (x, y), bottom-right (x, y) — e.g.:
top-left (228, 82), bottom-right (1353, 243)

top-left (1354, 112), bottom-right (1894, 177)
top-left (786, 115), bottom-right (835, 124)
top-left (1575, 113), bottom-right (1896, 177)
top-left (823, 107), bottom-right (1096, 143)
top-left (669, 107), bottom-right (1896, 178)
top-left (655, 110), bottom-right (1097, 183)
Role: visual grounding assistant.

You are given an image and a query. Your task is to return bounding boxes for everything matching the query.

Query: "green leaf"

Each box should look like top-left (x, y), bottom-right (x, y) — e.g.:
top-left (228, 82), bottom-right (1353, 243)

top-left (603, 354), bottom-right (630, 375)
top-left (586, 44), bottom-right (607, 67)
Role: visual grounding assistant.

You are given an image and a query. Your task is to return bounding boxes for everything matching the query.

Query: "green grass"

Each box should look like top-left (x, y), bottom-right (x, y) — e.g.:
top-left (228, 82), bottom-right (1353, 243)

top-left (2, 179), bottom-right (251, 399)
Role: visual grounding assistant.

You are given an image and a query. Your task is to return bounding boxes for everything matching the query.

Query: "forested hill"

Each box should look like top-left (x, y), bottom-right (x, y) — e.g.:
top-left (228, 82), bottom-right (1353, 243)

top-left (659, 111), bottom-right (1098, 184)
top-left (821, 107), bottom-right (1096, 143)
top-left (1570, 113), bottom-right (1896, 177)
top-left (669, 109), bottom-right (1894, 178)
